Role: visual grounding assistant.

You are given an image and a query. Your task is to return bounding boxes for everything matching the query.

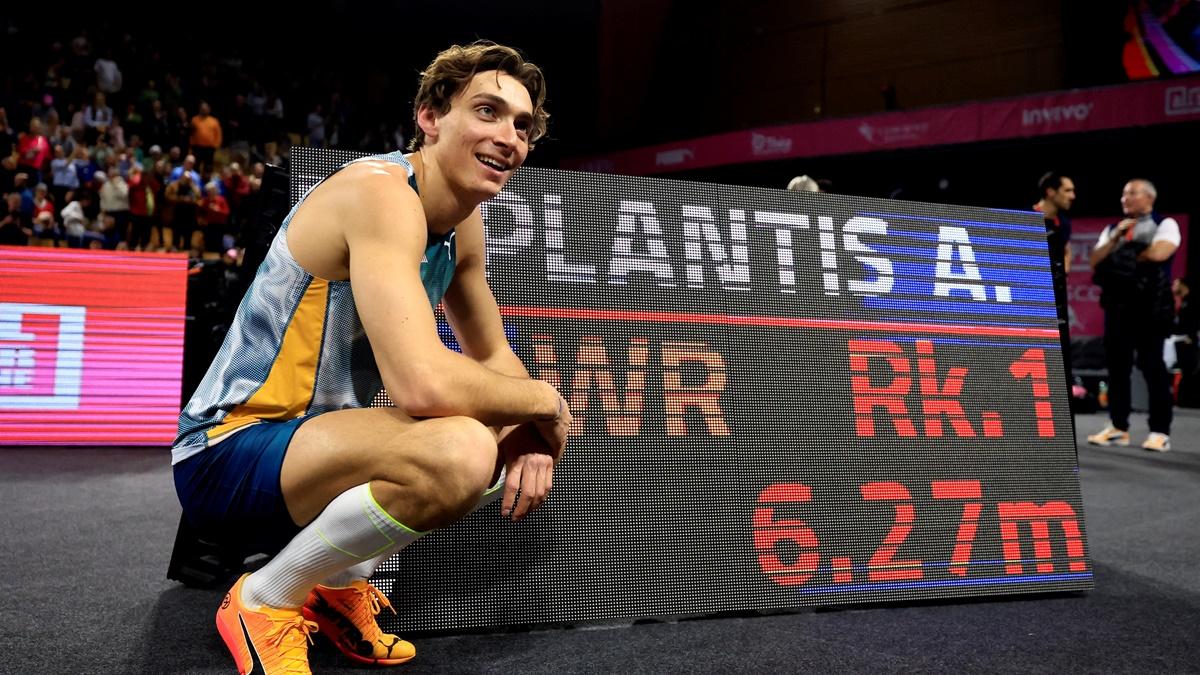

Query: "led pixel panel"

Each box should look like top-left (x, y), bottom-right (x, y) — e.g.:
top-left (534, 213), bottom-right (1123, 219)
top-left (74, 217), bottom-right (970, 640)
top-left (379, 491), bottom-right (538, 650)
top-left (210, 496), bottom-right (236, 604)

top-left (292, 148), bottom-right (1091, 632)
top-left (0, 247), bottom-right (187, 445)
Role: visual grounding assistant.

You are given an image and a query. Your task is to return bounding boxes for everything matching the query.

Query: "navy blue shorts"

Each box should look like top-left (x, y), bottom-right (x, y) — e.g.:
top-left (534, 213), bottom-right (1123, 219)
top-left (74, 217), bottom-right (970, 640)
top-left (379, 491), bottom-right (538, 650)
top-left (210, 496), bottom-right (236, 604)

top-left (174, 416), bottom-right (314, 555)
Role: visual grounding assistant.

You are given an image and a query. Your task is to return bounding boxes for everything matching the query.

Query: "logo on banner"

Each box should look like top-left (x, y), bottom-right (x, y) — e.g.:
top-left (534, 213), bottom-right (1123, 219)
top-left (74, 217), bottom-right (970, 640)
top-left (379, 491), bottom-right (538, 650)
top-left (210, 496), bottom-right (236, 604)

top-left (576, 158), bottom-right (616, 173)
top-left (0, 303), bottom-right (86, 410)
top-left (857, 121), bottom-right (930, 145)
top-left (655, 148), bottom-right (695, 167)
top-left (751, 133), bottom-right (793, 157)
top-left (1165, 86), bottom-right (1200, 116)
top-left (1022, 102), bottom-right (1094, 126)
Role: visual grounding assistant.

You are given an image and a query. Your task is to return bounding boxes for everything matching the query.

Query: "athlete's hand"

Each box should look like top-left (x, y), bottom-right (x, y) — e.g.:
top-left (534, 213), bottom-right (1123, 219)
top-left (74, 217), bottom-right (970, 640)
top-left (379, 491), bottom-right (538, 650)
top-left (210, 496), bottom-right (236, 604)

top-left (499, 421), bottom-right (564, 521)
top-left (533, 393), bottom-right (571, 460)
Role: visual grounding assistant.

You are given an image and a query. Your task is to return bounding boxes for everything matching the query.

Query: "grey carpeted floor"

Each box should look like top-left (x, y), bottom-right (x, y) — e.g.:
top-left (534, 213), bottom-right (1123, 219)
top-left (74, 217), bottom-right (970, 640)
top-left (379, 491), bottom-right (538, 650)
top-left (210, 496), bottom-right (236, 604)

top-left (1, 411), bottom-right (1197, 674)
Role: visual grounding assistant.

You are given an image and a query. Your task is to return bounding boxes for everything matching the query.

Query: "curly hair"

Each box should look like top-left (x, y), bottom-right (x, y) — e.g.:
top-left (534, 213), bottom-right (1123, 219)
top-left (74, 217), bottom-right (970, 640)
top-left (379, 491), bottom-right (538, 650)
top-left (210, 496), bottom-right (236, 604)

top-left (409, 41), bottom-right (549, 151)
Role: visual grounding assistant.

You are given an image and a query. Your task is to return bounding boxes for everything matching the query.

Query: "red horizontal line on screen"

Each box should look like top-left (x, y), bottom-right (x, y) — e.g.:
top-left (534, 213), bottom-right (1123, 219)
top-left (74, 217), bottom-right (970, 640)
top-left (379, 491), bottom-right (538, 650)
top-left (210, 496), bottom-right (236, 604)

top-left (496, 306), bottom-right (1060, 338)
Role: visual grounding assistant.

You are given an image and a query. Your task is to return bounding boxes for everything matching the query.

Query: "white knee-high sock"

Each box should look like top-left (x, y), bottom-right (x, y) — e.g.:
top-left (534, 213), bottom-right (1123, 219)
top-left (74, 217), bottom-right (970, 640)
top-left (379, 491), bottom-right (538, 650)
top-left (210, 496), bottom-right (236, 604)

top-left (241, 483), bottom-right (424, 609)
top-left (318, 468), bottom-right (507, 588)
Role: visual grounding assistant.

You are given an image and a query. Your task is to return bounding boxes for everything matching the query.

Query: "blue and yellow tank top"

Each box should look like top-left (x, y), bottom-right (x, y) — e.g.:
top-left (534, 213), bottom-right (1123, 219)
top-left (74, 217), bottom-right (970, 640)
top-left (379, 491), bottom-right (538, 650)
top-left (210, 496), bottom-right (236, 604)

top-left (173, 152), bottom-right (455, 465)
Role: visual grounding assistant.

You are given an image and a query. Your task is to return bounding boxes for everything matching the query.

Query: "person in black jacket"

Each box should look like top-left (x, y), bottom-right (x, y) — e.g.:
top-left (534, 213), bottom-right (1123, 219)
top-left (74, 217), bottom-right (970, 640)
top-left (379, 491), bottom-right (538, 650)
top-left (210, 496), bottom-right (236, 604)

top-left (1087, 179), bottom-right (1180, 452)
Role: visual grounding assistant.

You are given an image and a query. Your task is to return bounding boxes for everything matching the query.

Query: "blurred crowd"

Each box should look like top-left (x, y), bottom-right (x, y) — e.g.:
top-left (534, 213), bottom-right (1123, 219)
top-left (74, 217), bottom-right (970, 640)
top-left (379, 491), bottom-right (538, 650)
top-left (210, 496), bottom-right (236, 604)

top-left (0, 25), bottom-right (409, 257)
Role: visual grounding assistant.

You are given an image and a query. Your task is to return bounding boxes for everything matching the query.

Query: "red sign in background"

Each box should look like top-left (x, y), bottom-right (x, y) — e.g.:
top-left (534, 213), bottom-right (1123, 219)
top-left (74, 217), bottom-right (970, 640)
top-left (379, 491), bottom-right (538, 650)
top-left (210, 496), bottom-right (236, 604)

top-left (0, 247), bottom-right (187, 445)
top-left (1067, 215), bottom-right (1189, 339)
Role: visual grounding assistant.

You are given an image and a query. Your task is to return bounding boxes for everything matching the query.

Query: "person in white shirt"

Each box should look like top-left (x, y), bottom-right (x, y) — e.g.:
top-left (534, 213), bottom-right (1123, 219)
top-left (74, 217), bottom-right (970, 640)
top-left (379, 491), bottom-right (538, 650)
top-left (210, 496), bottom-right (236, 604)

top-left (94, 49), bottom-right (123, 95)
top-left (1087, 179), bottom-right (1180, 452)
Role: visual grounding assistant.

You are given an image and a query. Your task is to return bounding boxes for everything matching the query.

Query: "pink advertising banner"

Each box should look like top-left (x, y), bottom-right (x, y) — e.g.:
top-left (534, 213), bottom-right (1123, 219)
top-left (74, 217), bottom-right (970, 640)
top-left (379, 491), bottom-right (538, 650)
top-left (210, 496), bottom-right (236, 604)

top-left (566, 76), bottom-right (1200, 175)
top-left (0, 246), bottom-right (187, 445)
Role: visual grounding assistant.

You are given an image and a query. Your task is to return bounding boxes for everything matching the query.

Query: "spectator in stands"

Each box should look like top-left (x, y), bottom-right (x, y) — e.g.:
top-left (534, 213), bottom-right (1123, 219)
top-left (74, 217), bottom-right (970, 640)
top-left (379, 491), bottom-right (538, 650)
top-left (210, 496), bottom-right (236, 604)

top-left (246, 82), bottom-right (266, 117)
top-left (73, 145), bottom-right (98, 185)
top-left (162, 73), bottom-right (185, 113)
top-left (248, 161), bottom-right (266, 192)
top-left (49, 144), bottom-right (79, 207)
top-left (0, 155), bottom-right (19, 195)
top-left (43, 50), bottom-right (67, 102)
top-left (198, 181), bottom-right (230, 256)
top-left (68, 102), bottom-right (87, 143)
top-left (94, 48), bottom-right (123, 100)
top-left (107, 115), bottom-right (126, 150)
top-left (1087, 179), bottom-right (1179, 452)
top-left (31, 211), bottom-right (58, 246)
top-left (30, 183), bottom-right (57, 246)
top-left (142, 143), bottom-right (163, 173)
top-left (225, 94), bottom-right (250, 148)
top-left (166, 170), bottom-right (200, 253)
top-left (170, 105), bottom-right (191, 153)
top-left (42, 108), bottom-right (60, 138)
top-left (61, 191), bottom-right (95, 248)
top-left (262, 91), bottom-right (284, 142)
top-left (257, 141), bottom-right (284, 167)
top-left (92, 133), bottom-right (114, 169)
top-left (98, 168), bottom-right (130, 248)
top-left (138, 79), bottom-right (160, 110)
top-left (46, 108), bottom-right (75, 155)
top-left (32, 182), bottom-right (55, 223)
top-left (151, 157), bottom-right (173, 251)
top-left (306, 102), bottom-right (326, 147)
top-left (221, 161), bottom-right (250, 223)
top-left (17, 118), bottom-right (52, 185)
top-left (189, 101), bottom-right (222, 174)
top-left (1, 192), bottom-right (32, 246)
top-left (124, 102), bottom-right (144, 140)
top-left (12, 174), bottom-right (35, 221)
top-left (146, 99), bottom-right (171, 149)
top-left (127, 163), bottom-right (156, 251)
top-left (69, 30), bottom-right (93, 89)
top-left (169, 153), bottom-right (203, 187)
top-left (118, 147), bottom-right (138, 178)
top-left (96, 213), bottom-right (118, 249)
top-left (83, 92), bottom-right (113, 144)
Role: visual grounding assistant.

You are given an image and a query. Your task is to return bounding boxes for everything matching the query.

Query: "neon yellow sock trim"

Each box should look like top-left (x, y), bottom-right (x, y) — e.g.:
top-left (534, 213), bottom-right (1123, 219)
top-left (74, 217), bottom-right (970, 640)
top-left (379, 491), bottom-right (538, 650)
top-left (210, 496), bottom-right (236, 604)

top-left (481, 465), bottom-right (507, 497)
top-left (366, 483), bottom-right (428, 537)
top-left (315, 527), bottom-right (382, 560)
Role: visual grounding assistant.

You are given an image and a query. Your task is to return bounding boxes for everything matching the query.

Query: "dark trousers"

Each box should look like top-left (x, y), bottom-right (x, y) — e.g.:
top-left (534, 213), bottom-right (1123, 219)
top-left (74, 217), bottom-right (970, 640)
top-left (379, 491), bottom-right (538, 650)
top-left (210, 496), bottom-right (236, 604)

top-left (1104, 307), bottom-right (1173, 433)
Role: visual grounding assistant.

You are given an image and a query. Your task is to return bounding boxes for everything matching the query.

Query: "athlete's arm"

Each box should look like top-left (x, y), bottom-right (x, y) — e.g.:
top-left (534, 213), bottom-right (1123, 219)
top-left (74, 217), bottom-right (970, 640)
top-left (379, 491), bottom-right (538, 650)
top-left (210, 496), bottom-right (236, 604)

top-left (443, 207), bottom-right (570, 439)
top-left (340, 165), bottom-right (559, 425)
top-left (443, 208), bottom-right (570, 520)
top-left (442, 208), bottom-right (530, 379)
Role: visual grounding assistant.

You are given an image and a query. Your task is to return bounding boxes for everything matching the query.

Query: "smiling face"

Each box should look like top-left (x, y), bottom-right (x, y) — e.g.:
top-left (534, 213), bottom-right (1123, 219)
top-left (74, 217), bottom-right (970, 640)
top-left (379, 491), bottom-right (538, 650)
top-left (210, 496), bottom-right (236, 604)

top-left (418, 70), bottom-right (534, 199)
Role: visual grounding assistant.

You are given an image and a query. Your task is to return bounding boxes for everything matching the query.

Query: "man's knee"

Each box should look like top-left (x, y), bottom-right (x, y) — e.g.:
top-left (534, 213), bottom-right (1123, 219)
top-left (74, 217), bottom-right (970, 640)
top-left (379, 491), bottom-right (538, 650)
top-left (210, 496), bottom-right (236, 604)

top-left (392, 416), bottom-right (497, 523)
top-left (431, 416), bottom-right (499, 487)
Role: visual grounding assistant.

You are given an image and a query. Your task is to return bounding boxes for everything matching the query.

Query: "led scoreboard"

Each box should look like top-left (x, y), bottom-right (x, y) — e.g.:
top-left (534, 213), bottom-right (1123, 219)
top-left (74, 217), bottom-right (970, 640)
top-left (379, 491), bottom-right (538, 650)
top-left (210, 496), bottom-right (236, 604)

top-left (292, 149), bottom-right (1090, 632)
